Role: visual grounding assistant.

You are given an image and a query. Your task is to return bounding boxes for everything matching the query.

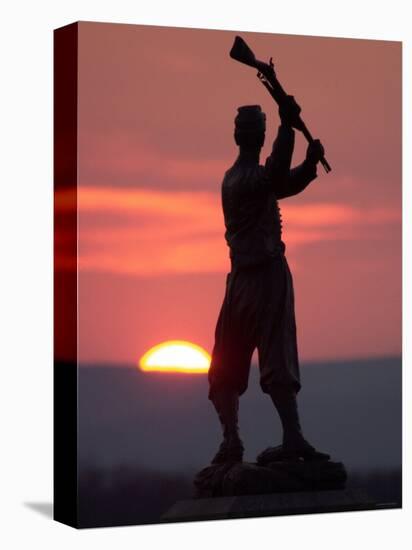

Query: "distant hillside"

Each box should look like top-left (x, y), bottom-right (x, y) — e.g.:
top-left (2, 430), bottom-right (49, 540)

top-left (78, 356), bottom-right (402, 474)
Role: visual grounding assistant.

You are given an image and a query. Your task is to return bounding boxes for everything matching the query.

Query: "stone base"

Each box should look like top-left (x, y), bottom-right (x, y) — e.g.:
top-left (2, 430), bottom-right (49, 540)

top-left (161, 489), bottom-right (379, 523)
top-left (194, 457), bottom-right (347, 498)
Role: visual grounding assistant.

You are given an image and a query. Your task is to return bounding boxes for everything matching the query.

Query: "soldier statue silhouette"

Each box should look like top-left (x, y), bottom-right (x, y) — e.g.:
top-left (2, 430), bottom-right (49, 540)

top-left (208, 97), bottom-right (330, 465)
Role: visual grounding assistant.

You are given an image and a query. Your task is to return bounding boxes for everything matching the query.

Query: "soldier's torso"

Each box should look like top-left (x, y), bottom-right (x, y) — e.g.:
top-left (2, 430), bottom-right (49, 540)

top-left (221, 158), bottom-right (284, 268)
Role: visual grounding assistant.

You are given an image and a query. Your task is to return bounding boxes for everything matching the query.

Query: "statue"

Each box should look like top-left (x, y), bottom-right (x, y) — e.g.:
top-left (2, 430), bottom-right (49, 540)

top-left (159, 39), bottom-right (355, 519)
top-left (207, 99), bottom-right (330, 466)
top-left (188, 37), bottom-right (348, 504)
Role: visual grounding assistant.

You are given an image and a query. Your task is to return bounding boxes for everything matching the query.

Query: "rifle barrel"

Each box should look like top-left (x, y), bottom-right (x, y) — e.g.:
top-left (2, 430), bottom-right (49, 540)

top-left (258, 75), bottom-right (331, 173)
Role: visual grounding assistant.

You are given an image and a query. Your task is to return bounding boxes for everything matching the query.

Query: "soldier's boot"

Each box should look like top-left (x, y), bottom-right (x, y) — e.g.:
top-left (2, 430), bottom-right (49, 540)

top-left (269, 389), bottom-right (330, 461)
top-left (210, 388), bottom-right (244, 464)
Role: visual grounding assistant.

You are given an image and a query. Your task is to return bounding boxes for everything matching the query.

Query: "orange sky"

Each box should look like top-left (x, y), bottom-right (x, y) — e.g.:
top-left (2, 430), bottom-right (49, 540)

top-left (63, 22), bottom-right (401, 364)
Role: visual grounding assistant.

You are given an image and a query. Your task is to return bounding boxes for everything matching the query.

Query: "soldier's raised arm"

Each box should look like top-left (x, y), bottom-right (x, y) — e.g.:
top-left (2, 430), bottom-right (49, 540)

top-left (263, 124), bottom-right (295, 186)
top-left (276, 139), bottom-right (325, 199)
top-left (262, 95), bottom-right (303, 191)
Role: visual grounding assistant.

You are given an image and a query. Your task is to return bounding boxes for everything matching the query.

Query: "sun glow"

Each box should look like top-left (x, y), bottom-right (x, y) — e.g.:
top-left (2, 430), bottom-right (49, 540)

top-left (139, 340), bottom-right (211, 373)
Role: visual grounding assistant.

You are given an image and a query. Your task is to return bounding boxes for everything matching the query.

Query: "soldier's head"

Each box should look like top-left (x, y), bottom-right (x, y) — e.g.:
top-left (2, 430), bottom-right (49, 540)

top-left (234, 105), bottom-right (266, 152)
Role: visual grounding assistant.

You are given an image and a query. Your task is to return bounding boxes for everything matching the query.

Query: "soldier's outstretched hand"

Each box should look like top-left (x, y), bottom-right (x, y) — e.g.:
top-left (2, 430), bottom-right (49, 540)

top-left (306, 139), bottom-right (325, 165)
top-left (279, 95), bottom-right (304, 131)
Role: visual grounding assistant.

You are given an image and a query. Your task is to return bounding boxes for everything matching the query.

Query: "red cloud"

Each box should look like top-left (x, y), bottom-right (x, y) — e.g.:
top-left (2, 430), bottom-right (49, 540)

top-left (55, 186), bottom-right (400, 275)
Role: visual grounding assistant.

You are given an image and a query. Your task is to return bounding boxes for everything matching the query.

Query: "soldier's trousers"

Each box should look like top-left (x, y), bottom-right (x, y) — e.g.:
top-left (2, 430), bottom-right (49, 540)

top-left (208, 254), bottom-right (301, 400)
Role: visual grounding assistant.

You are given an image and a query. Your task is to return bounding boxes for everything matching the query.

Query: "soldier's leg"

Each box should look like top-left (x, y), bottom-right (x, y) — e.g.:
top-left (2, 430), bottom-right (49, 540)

top-left (269, 386), bottom-right (310, 450)
top-left (208, 269), bottom-right (255, 464)
top-left (209, 387), bottom-right (244, 464)
top-left (268, 387), bottom-right (330, 460)
top-left (208, 334), bottom-right (254, 464)
top-left (258, 258), bottom-right (329, 460)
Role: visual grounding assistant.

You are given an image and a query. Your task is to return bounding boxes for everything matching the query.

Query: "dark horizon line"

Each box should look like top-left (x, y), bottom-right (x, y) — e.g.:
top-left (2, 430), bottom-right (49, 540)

top-left (77, 354), bottom-right (402, 369)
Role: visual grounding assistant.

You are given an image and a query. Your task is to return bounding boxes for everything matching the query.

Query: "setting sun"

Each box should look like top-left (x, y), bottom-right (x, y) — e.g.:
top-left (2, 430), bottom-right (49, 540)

top-left (139, 340), bottom-right (211, 373)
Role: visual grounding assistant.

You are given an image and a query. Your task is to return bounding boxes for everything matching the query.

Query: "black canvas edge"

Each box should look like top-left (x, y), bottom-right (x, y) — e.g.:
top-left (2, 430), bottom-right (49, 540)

top-left (53, 21), bottom-right (79, 529)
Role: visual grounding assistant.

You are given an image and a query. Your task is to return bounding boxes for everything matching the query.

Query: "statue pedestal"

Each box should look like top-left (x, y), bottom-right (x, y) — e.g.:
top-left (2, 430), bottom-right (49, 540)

top-left (161, 488), bottom-right (378, 523)
top-left (162, 450), bottom-right (396, 523)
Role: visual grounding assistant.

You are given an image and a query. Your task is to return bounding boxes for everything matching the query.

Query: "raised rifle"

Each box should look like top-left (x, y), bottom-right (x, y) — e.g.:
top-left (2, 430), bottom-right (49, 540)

top-left (230, 36), bottom-right (332, 174)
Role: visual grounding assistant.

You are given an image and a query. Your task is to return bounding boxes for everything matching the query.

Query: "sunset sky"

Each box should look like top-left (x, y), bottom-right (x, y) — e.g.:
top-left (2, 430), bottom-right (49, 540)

top-left (57, 22), bottom-right (401, 365)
